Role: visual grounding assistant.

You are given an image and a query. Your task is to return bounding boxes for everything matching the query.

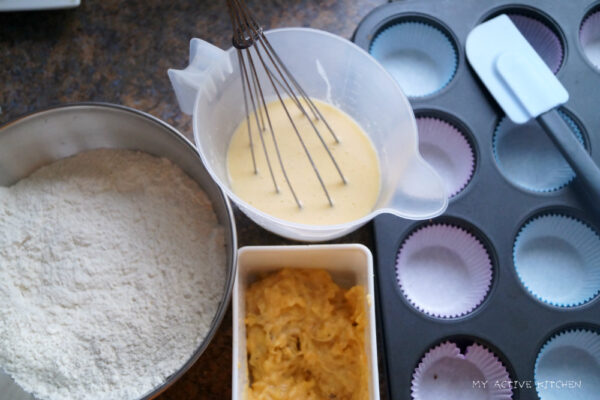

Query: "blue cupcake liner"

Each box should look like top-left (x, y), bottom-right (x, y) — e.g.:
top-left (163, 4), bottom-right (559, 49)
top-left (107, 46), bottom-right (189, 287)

top-left (513, 214), bottom-right (600, 307)
top-left (369, 21), bottom-right (458, 98)
top-left (534, 329), bottom-right (600, 400)
top-left (493, 110), bottom-right (584, 192)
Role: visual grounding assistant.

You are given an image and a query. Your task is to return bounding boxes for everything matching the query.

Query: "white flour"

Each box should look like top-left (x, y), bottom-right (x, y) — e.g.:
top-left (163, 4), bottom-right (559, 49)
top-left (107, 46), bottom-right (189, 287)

top-left (0, 149), bottom-right (226, 400)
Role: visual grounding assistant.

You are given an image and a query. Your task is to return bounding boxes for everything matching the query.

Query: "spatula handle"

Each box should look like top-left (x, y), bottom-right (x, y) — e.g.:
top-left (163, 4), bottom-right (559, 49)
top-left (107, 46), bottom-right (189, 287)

top-left (537, 110), bottom-right (600, 201)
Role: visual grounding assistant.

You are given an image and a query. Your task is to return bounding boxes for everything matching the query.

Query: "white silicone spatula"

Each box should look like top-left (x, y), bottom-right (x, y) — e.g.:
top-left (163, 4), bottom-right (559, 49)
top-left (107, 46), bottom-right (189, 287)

top-left (466, 14), bottom-right (600, 200)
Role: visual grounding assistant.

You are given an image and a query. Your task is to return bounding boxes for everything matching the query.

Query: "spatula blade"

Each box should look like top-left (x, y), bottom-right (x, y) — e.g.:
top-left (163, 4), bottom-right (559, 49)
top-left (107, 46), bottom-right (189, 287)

top-left (466, 14), bottom-right (568, 124)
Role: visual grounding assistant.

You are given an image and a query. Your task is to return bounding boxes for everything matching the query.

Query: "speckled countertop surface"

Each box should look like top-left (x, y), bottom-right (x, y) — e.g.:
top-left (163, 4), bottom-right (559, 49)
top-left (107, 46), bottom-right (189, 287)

top-left (1, 1), bottom-right (388, 399)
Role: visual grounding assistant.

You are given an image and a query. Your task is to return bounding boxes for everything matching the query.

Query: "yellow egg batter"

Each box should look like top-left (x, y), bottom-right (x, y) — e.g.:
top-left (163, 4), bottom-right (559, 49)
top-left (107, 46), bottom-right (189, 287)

top-left (245, 268), bottom-right (369, 400)
top-left (227, 98), bottom-right (380, 225)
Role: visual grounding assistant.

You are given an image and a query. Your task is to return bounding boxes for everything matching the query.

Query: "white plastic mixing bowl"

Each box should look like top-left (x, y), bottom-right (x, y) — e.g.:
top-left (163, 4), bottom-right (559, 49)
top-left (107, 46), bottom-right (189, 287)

top-left (169, 28), bottom-right (447, 241)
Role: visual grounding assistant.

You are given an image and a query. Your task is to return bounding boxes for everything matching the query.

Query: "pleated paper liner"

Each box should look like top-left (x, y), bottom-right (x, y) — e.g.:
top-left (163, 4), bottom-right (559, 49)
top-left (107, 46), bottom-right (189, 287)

top-left (513, 214), bottom-right (600, 307)
top-left (580, 10), bottom-right (600, 70)
top-left (508, 13), bottom-right (563, 74)
top-left (493, 111), bottom-right (584, 192)
top-left (416, 117), bottom-right (475, 198)
top-left (412, 341), bottom-right (513, 400)
top-left (535, 329), bottom-right (600, 400)
top-left (369, 21), bottom-right (457, 98)
top-left (396, 224), bottom-right (492, 318)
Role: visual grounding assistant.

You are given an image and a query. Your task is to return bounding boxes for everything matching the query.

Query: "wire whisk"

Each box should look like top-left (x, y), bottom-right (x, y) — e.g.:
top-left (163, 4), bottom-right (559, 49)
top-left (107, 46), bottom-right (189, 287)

top-left (225, 0), bottom-right (346, 209)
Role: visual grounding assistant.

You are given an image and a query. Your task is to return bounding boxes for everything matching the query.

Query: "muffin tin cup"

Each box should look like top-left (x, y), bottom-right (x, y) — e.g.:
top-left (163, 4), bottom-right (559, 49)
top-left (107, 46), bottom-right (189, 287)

top-left (369, 20), bottom-right (457, 98)
top-left (535, 329), bottom-right (600, 400)
top-left (416, 117), bottom-right (475, 197)
top-left (580, 10), bottom-right (600, 70)
top-left (412, 342), bottom-right (512, 400)
top-left (514, 214), bottom-right (600, 308)
top-left (354, 0), bottom-right (600, 399)
top-left (396, 224), bottom-right (492, 319)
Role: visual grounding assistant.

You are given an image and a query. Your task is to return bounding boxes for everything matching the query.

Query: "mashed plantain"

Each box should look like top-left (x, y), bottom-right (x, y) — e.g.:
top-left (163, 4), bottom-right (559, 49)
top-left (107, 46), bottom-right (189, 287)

top-left (245, 268), bottom-right (369, 400)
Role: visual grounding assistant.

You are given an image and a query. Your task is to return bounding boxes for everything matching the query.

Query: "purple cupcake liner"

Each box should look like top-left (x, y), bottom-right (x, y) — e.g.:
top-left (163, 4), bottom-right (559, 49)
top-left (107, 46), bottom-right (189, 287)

top-left (396, 224), bottom-right (492, 318)
top-left (412, 341), bottom-right (513, 400)
top-left (416, 117), bottom-right (474, 198)
top-left (509, 14), bottom-right (563, 74)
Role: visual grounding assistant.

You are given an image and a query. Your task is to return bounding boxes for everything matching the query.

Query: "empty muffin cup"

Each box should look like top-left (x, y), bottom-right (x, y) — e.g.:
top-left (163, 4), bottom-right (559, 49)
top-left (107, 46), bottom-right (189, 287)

top-left (396, 224), bottom-right (492, 318)
top-left (535, 329), bottom-right (600, 400)
top-left (580, 10), bottom-right (600, 70)
top-left (493, 111), bottom-right (584, 192)
top-left (514, 214), bottom-right (600, 307)
top-left (412, 341), bottom-right (513, 400)
top-left (508, 14), bottom-right (563, 73)
top-left (416, 117), bottom-right (475, 197)
top-left (369, 21), bottom-right (457, 98)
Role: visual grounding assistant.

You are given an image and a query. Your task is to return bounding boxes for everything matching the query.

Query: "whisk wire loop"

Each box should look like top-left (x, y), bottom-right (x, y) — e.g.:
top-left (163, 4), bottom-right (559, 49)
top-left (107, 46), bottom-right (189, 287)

top-left (252, 42), bottom-right (335, 207)
top-left (236, 51), bottom-right (257, 174)
top-left (226, 0), bottom-right (346, 208)
top-left (255, 37), bottom-right (348, 185)
top-left (247, 45), bottom-right (303, 208)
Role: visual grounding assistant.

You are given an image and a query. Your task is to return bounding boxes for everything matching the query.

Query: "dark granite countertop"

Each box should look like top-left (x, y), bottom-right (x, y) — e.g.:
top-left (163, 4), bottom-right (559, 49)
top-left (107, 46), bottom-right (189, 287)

top-left (1, 0), bottom-right (388, 399)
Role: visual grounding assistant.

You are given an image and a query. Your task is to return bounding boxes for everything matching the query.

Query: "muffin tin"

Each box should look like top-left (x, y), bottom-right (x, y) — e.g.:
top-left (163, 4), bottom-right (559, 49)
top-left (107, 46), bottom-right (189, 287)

top-left (353, 0), bottom-right (600, 399)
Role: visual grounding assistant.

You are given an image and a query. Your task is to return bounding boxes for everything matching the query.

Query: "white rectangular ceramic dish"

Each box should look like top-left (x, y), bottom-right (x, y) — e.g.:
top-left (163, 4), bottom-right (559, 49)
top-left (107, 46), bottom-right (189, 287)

top-left (0, 0), bottom-right (80, 11)
top-left (232, 244), bottom-right (380, 400)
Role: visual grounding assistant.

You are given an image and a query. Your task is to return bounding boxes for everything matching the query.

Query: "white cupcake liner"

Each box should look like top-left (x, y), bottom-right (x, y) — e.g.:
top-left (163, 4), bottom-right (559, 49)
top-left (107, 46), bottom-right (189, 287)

top-left (535, 329), bottom-right (600, 400)
top-left (514, 214), bottom-right (600, 307)
top-left (508, 14), bottom-right (563, 73)
top-left (580, 10), bottom-right (600, 70)
top-left (412, 341), bottom-right (513, 400)
top-left (396, 224), bottom-right (493, 318)
top-left (493, 111), bottom-right (584, 192)
top-left (369, 21), bottom-right (457, 98)
top-left (416, 117), bottom-right (475, 197)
